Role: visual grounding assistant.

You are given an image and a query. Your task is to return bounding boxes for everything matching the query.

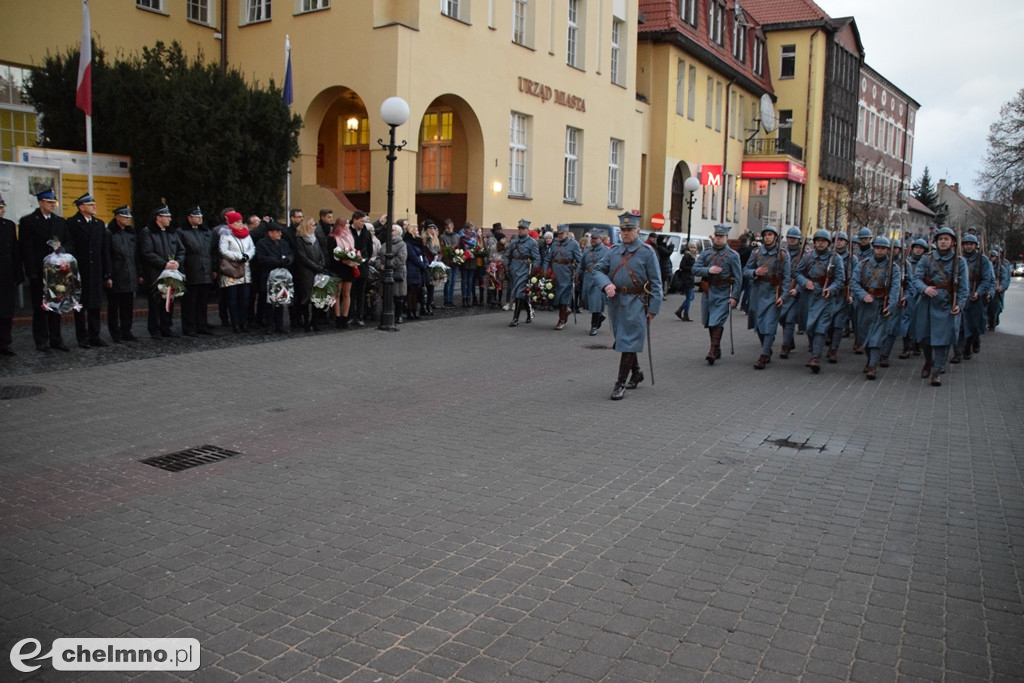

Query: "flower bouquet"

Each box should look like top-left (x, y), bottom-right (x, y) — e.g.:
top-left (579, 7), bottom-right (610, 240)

top-left (266, 268), bottom-right (294, 306)
top-left (428, 260), bottom-right (450, 284)
top-left (441, 245), bottom-right (466, 267)
top-left (473, 244), bottom-right (489, 267)
top-left (154, 268), bottom-right (187, 312)
top-left (311, 273), bottom-right (341, 310)
top-left (41, 241), bottom-right (82, 314)
top-left (527, 268), bottom-right (556, 307)
top-left (333, 247), bottom-right (363, 278)
top-left (486, 259), bottom-right (505, 292)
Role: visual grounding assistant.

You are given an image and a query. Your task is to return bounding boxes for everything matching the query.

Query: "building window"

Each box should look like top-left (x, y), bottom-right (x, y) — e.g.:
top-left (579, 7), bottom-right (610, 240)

top-left (610, 18), bottom-right (625, 86)
top-left (701, 184), bottom-right (709, 219)
top-left (732, 19), bottom-right (746, 62)
top-left (676, 61), bottom-right (686, 117)
top-left (513, 0), bottom-right (532, 47)
top-left (752, 37), bottom-right (764, 76)
top-left (705, 76), bottom-right (714, 128)
top-left (564, 127), bottom-right (581, 203)
top-left (136, 0), bottom-right (164, 11)
top-left (509, 112), bottom-right (529, 197)
top-left (780, 44), bottom-right (796, 79)
top-left (680, 0), bottom-right (697, 27)
top-left (245, 0), bottom-right (271, 23)
top-left (0, 64), bottom-right (37, 162)
top-left (687, 65), bottom-right (696, 120)
top-left (420, 111), bottom-right (453, 192)
top-left (608, 139), bottom-right (622, 208)
top-left (442, 0), bottom-right (470, 22)
top-left (298, 0), bottom-right (329, 12)
top-left (729, 90), bottom-right (738, 139)
top-left (340, 117), bottom-right (369, 192)
top-left (708, 1), bottom-right (724, 46)
top-left (187, 0), bottom-right (211, 24)
top-left (715, 81), bottom-right (723, 132)
top-left (567, 0), bottom-right (582, 69)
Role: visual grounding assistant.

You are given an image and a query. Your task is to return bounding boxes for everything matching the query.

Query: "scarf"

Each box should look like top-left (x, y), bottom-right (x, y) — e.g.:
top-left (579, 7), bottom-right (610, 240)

top-left (230, 225), bottom-right (250, 239)
top-left (302, 234), bottom-right (317, 244)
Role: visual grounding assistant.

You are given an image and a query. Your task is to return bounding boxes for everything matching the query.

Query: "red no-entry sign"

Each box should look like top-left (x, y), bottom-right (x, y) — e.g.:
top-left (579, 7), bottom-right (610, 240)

top-left (650, 213), bottom-right (665, 230)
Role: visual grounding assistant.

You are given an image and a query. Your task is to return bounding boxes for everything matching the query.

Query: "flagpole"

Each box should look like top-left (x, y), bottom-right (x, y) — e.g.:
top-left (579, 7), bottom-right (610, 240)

top-left (284, 34), bottom-right (292, 217)
top-left (85, 115), bottom-right (94, 196)
top-left (77, 0), bottom-right (94, 196)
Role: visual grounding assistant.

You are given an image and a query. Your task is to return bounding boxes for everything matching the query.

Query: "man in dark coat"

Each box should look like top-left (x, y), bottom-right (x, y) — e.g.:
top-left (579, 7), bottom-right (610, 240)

top-left (349, 210), bottom-right (373, 325)
top-left (0, 194), bottom-right (23, 355)
top-left (138, 205), bottom-right (185, 339)
top-left (19, 188), bottom-right (73, 351)
top-left (178, 206), bottom-right (215, 336)
top-left (254, 223), bottom-right (294, 333)
top-left (106, 205), bottom-right (138, 342)
top-left (67, 192), bottom-right (112, 348)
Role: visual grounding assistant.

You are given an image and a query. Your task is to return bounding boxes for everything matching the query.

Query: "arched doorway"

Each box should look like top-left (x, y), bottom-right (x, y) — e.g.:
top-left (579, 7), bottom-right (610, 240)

top-left (415, 95), bottom-right (483, 227)
top-left (313, 89), bottom-right (371, 213)
top-left (670, 162), bottom-right (695, 233)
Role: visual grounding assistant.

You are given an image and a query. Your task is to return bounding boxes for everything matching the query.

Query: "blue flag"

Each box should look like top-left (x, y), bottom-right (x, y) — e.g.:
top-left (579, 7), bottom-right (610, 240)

top-left (283, 35), bottom-right (293, 106)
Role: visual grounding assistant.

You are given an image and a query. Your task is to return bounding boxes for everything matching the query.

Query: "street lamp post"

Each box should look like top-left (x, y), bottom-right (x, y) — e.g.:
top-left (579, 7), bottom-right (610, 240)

top-left (683, 175), bottom-right (700, 246)
top-left (377, 96), bottom-right (409, 332)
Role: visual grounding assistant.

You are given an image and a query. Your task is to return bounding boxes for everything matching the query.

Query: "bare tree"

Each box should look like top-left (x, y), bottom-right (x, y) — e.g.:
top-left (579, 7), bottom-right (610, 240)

top-left (978, 89), bottom-right (1024, 258)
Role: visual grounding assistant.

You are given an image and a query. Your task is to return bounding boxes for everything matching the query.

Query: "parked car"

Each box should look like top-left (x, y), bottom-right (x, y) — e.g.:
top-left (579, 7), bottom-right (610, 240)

top-left (1013, 262), bottom-right (1024, 277)
top-left (640, 230), bottom-right (712, 289)
top-left (559, 223), bottom-right (622, 246)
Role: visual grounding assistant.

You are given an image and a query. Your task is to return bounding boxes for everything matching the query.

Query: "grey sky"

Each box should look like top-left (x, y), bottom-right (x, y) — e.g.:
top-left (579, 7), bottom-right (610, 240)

top-left (815, 0), bottom-right (1024, 199)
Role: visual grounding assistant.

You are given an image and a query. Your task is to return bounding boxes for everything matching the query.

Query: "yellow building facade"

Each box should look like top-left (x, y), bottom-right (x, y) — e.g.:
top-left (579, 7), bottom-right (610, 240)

top-left (0, 0), bottom-right (644, 228)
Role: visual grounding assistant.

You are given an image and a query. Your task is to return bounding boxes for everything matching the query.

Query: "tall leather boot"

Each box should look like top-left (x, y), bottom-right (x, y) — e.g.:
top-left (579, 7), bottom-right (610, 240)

top-left (706, 326), bottom-right (722, 365)
top-left (611, 353), bottom-right (632, 400)
top-left (589, 313), bottom-right (600, 336)
top-left (626, 353), bottom-right (644, 389)
top-left (508, 300), bottom-right (521, 327)
top-left (525, 299), bottom-right (534, 323)
top-left (555, 305), bottom-right (568, 330)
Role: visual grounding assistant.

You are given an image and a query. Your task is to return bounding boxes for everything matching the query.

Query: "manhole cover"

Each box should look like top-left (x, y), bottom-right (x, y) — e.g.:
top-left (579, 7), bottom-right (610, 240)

top-left (140, 445), bottom-right (242, 472)
top-left (0, 385), bottom-right (46, 400)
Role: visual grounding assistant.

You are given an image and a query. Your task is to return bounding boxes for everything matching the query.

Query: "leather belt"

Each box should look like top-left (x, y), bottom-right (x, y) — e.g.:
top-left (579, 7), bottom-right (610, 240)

top-left (617, 286), bottom-right (644, 295)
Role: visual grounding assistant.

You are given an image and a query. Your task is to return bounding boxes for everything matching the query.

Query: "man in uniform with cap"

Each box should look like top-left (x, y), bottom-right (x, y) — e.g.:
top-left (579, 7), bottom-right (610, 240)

top-left (897, 238), bottom-right (928, 359)
top-left (956, 232), bottom-right (994, 360)
top-left (576, 231), bottom-right (609, 336)
top-left (795, 229), bottom-right (844, 373)
top-left (692, 225), bottom-right (741, 364)
top-left (67, 192), bottom-right (112, 348)
top-left (911, 227), bottom-right (968, 386)
top-left (19, 189), bottom-right (73, 351)
top-left (503, 219), bottom-right (540, 327)
top-left (178, 206), bottom-right (215, 336)
top-left (778, 226), bottom-right (808, 359)
top-left (139, 204), bottom-right (185, 339)
top-left (826, 231), bottom-right (853, 363)
top-left (591, 210), bottom-right (662, 399)
top-left (0, 193), bottom-right (22, 355)
top-left (105, 205), bottom-right (138, 342)
top-left (850, 236), bottom-right (900, 379)
top-left (542, 224), bottom-right (582, 330)
top-left (255, 221), bottom-right (294, 333)
top-left (744, 224), bottom-right (790, 369)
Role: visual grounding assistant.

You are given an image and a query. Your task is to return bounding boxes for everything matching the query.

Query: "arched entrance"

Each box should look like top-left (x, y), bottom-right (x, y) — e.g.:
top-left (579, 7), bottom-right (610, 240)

top-left (415, 94), bottom-right (483, 227)
top-left (670, 162), bottom-right (696, 232)
top-left (313, 88), bottom-right (371, 213)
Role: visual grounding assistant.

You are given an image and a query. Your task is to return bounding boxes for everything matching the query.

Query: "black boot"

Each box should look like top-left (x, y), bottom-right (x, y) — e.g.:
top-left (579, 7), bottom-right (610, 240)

top-left (611, 353), bottom-right (632, 400)
top-left (508, 300), bottom-right (521, 327)
top-left (590, 313), bottom-right (600, 336)
top-left (626, 354), bottom-right (644, 389)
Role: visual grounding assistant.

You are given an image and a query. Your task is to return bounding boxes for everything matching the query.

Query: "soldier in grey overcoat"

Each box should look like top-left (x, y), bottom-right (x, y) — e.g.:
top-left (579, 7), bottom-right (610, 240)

top-left (502, 219), bottom-right (540, 327)
top-left (691, 225), bottom-right (741, 365)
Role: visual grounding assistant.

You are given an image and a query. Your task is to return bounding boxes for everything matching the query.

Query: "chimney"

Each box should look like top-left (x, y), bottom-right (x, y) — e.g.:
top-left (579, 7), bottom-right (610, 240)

top-left (954, 183), bottom-right (959, 193)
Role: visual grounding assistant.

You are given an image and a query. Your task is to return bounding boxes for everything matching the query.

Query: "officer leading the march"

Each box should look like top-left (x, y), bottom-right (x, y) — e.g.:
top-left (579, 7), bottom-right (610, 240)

top-left (503, 218), bottom-right (540, 327)
top-left (910, 227), bottom-right (969, 387)
top-left (691, 225), bottom-right (741, 365)
top-left (592, 210), bottom-right (662, 400)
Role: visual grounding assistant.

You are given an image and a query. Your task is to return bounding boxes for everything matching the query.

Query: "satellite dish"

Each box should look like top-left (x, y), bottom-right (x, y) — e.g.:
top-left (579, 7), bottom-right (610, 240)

top-left (760, 94), bottom-right (776, 134)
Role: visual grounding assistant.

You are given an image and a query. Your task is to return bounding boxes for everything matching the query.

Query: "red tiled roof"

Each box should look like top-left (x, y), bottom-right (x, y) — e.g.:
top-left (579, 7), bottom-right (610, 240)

top-left (907, 196), bottom-right (935, 217)
top-left (741, 0), bottom-right (830, 25)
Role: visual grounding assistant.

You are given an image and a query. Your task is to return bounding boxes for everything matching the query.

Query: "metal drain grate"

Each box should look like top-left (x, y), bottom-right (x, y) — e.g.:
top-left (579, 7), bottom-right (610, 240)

top-left (140, 445), bottom-right (242, 472)
top-left (0, 385), bottom-right (46, 400)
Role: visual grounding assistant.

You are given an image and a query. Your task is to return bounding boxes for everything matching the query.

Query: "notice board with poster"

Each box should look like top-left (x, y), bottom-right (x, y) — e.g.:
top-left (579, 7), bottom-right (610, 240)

top-left (0, 161), bottom-right (62, 231)
top-left (15, 146), bottom-right (131, 219)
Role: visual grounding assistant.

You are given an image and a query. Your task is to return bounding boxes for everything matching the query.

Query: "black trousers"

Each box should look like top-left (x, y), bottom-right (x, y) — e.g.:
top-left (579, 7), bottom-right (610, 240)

top-left (74, 307), bottom-right (102, 343)
top-left (181, 283), bottom-right (211, 333)
top-left (107, 291), bottom-right (135, 340)
top-left (28, 278), bottom-right (63, 346)
top-left (148, 292), bottom-right (175, 335)
top-left (351, 275), bottom-right (367, 319)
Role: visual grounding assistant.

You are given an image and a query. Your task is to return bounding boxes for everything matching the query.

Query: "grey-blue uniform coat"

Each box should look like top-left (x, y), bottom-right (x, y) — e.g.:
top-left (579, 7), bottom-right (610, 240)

top-left (591, 240), bottom-right (662, 353)
top-left (795, 248), bottom-right (845, 335)
top-left (542, 237), bottom-right (582, 306)
top-left (779, 245), bottom-right (809, 325)
top-left (961, 251), bottom-right (994, 339)
top-left (989, 258), bottom-right (1011, 320)
top-left (692, 245), bottom-right (742, 327)
top-left (503, 234), bottom-right (540, 298)
top-left (911, 249), bottom-right (969, 347)
top-left (850, 254), bottom-right (901, 348)
top-left (744, 243), bottom-right (790, 334)
top-left (830, 247), bottom-right (854, 332)
top-left (898, 255), bottom-right (923, 339)
top-left (576, 241), bottom-right (609, 313)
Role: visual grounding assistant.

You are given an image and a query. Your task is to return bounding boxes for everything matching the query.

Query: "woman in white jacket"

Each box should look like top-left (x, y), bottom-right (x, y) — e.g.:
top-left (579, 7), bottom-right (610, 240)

top-left (218, 210), bottom-right (256, 332)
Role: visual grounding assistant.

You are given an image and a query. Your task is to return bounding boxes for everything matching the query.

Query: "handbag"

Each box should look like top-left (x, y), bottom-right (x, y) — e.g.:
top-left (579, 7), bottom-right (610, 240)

top-left (219, 257), bottom-right (245, 279)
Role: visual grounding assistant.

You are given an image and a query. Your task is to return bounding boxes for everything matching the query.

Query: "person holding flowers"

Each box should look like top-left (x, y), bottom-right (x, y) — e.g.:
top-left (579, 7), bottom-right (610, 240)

top-left (457, 221), bottom-right (479, 308)
top-left (440, 218), bottom-right (460, 307)
top-left (328, 217), bottom-right (360, 328)
top-left (67, 192), bottom-right (112, 348)
top-left (19, 189), bottom-right (73, 351)
top-left (140, 205), bottom-right (185, 339)
top-left (218, 210), bottom-right (256, 333)
top-left (591, 210), bottom-right (662, 400)
top-left (421, 220), bottom-right (441, 314)
top-left (503, 218), bottom-right (540, 327)
top-left (293, 217), bottom-right (331, 331)
top-left (542, 224), bottom-right (582, 330)
top-left (255, 223), bottom-right (294, 334)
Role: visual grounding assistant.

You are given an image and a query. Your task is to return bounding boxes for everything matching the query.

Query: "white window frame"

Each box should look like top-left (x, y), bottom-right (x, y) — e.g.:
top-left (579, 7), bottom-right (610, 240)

top-left (244, 0), bottom-right (272, 24)
top-left (705, 76), bottom-right (714, 129)
top-left (442, 0), bottom-right (469, 23)
top-left (187, 0), bottom-right (213, 25)
top-left (509, 112), bottom-right (529, 197)
top-left (715, 81), bottom-right (723, 132)
top-left (608, 139), bottom-right (622, 208)
top-left (752, 37), bottom-right (764, 76)
top-left (567, 0), bottom-right (580, 69)
top-left (780, 44), bottom-right (796, 79)
top-left (708, 1), bottom-right (724, 46)
top-left (564, 127), bottom-right (582, 203)
top-left (137, 0), bottom-right (167, 13)
top-left (732, 19), bottom-right (746, 62)
top-left (297, 0), bottom-right (329, 14)
top-left (513, 0), bottom-right (532, 47)
top-left (610, 18), bottom-right (625, 86)
top-left (687, 65), bottom-right (696, 120)
top-left (680, 0), bottom-right (697, 27)
top-left (675, 60), bottom-right (686, 117)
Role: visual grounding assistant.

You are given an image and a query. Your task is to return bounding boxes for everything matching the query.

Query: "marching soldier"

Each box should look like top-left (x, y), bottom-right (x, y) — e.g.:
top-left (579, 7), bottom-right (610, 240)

top-left (877, 238), bottom-right (904, 367)
top-left (795, 229), bottom-right (844, 373)
top-left (592, 211), bottom-right (662, 400)
top-left (691, 225), bottom-right (741, 365)
top-left (576, 231), bottom-right (609, 336)
top-left (987, 247), bottom-right (1011, 330)
top-left (778, 226), bottom-right (808, 359)
top-left (910, 227), bottom-right (969, 387)
top-left (744, 224), bottom-right (790, 369)
top-left (897, 238), bottom-right (928, 359)
top-left (826, 231), bottom-right (853, 364)
top-left (956, 233), bottom-right (994, 360)
top-left (542, 224), bottom-right (582, 330)
top-left (850, 236), bottom-right (900, 379)
top-left (503, 219), bottom-right (539, 327)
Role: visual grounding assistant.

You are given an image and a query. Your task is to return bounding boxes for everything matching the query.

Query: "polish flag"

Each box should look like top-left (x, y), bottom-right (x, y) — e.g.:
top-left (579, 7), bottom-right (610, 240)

top-left (76, 0), bottom-right (92, 116)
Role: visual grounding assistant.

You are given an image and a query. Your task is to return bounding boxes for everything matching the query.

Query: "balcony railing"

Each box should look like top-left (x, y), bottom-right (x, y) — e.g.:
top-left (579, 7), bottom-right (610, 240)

top-left (744, 137), bottom-right (803, 161)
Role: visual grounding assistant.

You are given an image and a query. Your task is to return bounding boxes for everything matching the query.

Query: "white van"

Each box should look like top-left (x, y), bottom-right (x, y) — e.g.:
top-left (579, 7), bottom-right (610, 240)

top-left (640, 230), bottom-right (712, 290)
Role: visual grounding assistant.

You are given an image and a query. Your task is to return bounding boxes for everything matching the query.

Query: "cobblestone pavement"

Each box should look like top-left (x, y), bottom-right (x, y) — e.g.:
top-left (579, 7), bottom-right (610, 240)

top-left (1, 283), bottom-right (1022, 681)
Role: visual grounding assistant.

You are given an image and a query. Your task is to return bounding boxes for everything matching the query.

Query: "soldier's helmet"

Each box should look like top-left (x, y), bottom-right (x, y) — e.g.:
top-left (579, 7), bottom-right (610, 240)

top-left (857, 227), bottom-right (873, 240)
top-left (935, 227), bottom-right (956, 239)
top-left (962, 234), bottom-right (979, 245)
top-left (837, 231), bottom-right (849, 242)
top-left (812, 229), bottom-right (831, 242)
top-left (786, 226), bottom-right (802, 239)
top-left (912, 238), bottom-right (929, 249)
top-left (761, 225), bottom-right (779, 236)
top-left (872, 236), bottom-right (891, 248)
top-left (892, 239), bottom-right (902, 249)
